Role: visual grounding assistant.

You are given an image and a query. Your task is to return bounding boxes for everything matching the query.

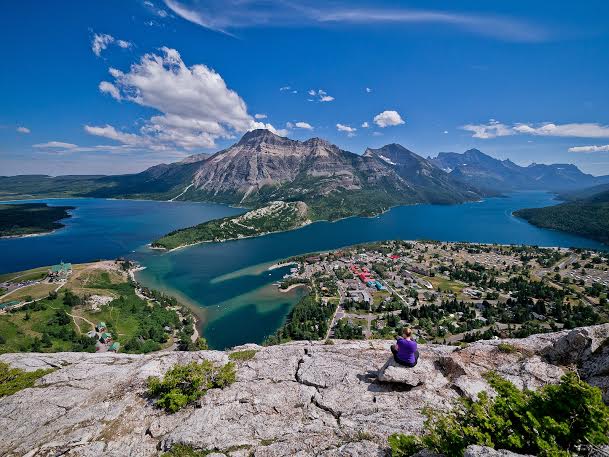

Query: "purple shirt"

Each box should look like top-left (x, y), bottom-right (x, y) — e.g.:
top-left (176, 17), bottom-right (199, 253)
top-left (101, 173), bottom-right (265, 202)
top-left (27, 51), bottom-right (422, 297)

top-left (396, 337), bottom-right (417, 364)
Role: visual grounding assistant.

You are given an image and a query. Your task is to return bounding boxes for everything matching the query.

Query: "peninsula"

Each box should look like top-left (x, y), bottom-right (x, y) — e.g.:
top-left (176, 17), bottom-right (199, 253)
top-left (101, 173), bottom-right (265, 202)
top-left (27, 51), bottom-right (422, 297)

top-left (152, 201), bottom-right (310, 250)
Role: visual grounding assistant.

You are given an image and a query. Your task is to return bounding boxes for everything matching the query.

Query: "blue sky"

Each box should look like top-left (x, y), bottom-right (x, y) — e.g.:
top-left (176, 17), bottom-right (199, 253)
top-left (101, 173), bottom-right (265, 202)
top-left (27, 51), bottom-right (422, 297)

top-left (2, 0), bottom-right (609, 176)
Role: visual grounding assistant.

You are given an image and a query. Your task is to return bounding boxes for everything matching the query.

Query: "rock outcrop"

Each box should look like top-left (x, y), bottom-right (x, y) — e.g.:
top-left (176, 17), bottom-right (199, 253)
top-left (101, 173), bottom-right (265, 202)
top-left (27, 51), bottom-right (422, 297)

top-left (1, 324), bottom-right (608, 457)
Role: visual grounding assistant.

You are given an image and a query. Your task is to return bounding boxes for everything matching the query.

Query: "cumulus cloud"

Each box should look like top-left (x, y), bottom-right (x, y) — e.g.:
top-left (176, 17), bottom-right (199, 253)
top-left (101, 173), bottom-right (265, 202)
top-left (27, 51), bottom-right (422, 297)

top-left (308, 89), bottom-right (334, 102)
top-left (461, 120), bottom-right (513, 139)
top-left (287, 121), bottom-right (313, 130)
top-left (90, 47), bottom-right (284, 150)
top-left (462, 120), bottom-right (609, 139)
top-left (99, 81), bottom-right (121, 100)
top-left (16, 126), bottom-right (30, 134)
top-left (91, 33), bottom-right (132, 57)
top-left (254, 113), bottom-right (267, 119)
top-left (361, 122), bottom-right (369, 128)
top-left (373, 110), bottom-right (405, 128)
top-left (337, 123), bottom-right (356, 136)
top-left (568, 144), bottom-right (609, 153)
top-left (365, 87), bottom-right (372, 93)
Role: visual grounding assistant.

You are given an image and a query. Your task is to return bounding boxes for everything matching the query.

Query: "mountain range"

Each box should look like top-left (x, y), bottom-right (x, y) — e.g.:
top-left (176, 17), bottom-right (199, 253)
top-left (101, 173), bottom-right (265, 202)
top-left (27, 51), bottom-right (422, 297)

top-left (430, 148), bottom-right (609, 193)
top-left (1, 129), bottom-right (608, 222)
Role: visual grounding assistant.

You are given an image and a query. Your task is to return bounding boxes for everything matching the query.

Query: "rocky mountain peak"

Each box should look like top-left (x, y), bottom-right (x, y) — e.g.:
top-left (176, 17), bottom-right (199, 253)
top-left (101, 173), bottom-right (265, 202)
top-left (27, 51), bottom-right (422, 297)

top-left (237, 128), bottom-right (288, 146)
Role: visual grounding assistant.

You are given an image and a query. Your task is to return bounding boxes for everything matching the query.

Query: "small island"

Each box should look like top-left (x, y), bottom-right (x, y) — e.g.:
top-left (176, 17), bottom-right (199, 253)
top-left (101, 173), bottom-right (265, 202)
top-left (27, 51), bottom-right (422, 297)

top-left (0, 203), bottom-right (75, 238)
top-left (152, 200), bottom-right (310, 250)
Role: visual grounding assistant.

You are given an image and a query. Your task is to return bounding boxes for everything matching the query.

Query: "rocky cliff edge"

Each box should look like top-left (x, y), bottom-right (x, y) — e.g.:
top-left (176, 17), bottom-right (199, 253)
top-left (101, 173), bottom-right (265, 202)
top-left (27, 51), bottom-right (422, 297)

top-left (1, 324), bottom-right (608, 457)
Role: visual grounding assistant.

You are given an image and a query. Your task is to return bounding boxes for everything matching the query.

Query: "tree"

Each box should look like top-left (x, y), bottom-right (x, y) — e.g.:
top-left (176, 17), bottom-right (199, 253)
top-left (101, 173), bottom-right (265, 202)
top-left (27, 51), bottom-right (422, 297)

top-left (388, 372), bottom-right (609, 457)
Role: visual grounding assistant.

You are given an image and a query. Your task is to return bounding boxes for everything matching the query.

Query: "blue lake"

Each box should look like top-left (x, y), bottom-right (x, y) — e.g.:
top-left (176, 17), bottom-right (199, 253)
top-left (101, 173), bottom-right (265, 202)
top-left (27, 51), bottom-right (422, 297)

top-left (0, 198), bottom-right (241, 274)
top-left (1, 192), bottom-right (606, 349)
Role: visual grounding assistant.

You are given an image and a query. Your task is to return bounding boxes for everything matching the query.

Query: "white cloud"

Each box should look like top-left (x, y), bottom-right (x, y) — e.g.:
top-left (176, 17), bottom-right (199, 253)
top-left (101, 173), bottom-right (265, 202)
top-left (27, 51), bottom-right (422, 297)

top-left (84, 125), bottom-right (142, 146)
top-left (372, 131), bottom-right (383, 136)
top-left (16, 126), bottom-right (30, 134)
top-left (308, 89), bottom-right (334, 103)
top-left (162, 0), bottom-right (548, 42)
top-left (91, 33), bottom-right (132, 57)
top-left (461, 120), bottom-right (514, 139)
top-left (91, 47), bottom-right (283, 150)
top-left (443, 130), bottom-right (448, 134)
top-left (294, 121), bottom-right (313, 130)
top-left (99, 81), bottom-right (121, 100)
top-left (361, 122), bottom-right (369, 128)
top-left (336, 123), bottom-right (356, 136)
top-left (280, 86), bottom-right (291, 91)
top-left (462, 120), bottom-right (609, 139)
top-left (568, 144), bottom-right (609, 153)
top-left (513, 123), bottom-right (609, 138)
top-left (365, 87), bottom-right (372, 93)
top-left (373, 110), bottom-right (405, 128)
top-left (33, 141), bottom-right (78, 149)
top-left (254, 113), bottom-right (267, 119)
top-left (144, 1), bottom-right (169, 18)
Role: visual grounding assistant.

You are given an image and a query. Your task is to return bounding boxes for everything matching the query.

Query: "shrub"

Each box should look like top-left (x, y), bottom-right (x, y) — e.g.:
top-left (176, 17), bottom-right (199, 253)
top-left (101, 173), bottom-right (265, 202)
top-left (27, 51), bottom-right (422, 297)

top-left (388, 372), bottom-right (609, 457)
top-left (196, 337), bottom-right (208, 350)
top-left (0, 362), bottom-right (54, 398)
top-left (228, 349), bottom-right (257, 362)
top-left (161, 444), bottom-right (211, 456)
top-left (497, 342), bottom-right (517, 353)
top-left (147, 360), bottom-right (236, 413)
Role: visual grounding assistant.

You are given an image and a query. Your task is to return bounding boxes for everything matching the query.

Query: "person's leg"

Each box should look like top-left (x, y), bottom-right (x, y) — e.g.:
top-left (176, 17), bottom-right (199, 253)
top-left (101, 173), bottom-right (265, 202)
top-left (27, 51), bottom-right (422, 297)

top-left (414, 350), bottom-right (420, 364)
top-left (391, 344), bottom-right (397, 356)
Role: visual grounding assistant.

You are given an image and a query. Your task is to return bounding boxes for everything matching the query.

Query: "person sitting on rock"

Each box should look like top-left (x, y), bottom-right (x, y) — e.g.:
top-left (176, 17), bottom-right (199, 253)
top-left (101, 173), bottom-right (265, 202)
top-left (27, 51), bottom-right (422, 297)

top-left (390, 327), bottom-right (419, 367)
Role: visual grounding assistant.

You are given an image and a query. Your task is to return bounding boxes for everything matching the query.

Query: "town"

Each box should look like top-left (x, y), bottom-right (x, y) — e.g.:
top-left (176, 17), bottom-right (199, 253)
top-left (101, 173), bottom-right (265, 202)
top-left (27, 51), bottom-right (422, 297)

top-left (273, 240), bottom-right (609, 344)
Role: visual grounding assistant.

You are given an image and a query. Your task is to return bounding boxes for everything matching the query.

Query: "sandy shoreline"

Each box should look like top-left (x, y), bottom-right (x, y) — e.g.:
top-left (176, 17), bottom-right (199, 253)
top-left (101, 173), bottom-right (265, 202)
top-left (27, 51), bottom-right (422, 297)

top-left (278, 282), bottom-right (308, 292)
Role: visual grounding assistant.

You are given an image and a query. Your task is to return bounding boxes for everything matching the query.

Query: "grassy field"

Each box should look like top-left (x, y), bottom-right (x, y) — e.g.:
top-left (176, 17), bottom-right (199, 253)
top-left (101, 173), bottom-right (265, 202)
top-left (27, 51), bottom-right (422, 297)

top-left (0, 261), bottom-right (193, 354)
top-left (373, 289), bottom-right (391, 306)
top-left (427, 276), bottom-right (465, 295)
top-left (0, 266), bottom-right (50, 283)
top-left (2, 283), bottom-right (58, 302)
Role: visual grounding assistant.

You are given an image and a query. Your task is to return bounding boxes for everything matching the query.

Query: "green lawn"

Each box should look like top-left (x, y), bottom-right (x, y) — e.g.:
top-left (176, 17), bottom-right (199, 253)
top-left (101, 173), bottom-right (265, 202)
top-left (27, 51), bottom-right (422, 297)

top-left (0, 298), bottom-right (75, 353)
top-left (0, 266), bottom-right (50, 283)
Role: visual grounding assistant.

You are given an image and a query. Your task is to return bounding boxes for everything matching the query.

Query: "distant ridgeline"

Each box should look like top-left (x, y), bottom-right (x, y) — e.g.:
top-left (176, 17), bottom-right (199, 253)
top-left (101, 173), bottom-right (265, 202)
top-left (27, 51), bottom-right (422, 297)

top-left (2, 130), bottom-right (609, 243)
top-left (0, 203), bottom-right (74, 237)
top-left (515, 185), bottom-right (609, 244)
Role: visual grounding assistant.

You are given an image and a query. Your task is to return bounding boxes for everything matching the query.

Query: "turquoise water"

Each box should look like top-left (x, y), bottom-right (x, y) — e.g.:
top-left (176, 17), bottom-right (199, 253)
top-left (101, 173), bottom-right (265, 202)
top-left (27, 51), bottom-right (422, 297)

top-left (130, 191), bottom-right (606, 349)
top-left (1, 192), bottom-right (606, 349)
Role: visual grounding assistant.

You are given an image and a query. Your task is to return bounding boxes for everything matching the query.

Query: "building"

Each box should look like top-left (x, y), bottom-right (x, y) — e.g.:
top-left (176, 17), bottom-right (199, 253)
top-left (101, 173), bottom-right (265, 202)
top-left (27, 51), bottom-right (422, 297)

top-left (109, 342), bottom-right (120, 352)
top-left (99, 332), bottom-right (113, 344)
top-left (95, 322), bottom-right (107, 332)
top-left (48, 262), bottom-right (72, 279)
